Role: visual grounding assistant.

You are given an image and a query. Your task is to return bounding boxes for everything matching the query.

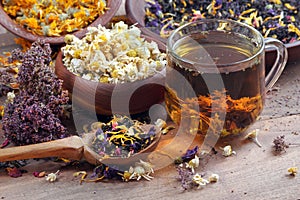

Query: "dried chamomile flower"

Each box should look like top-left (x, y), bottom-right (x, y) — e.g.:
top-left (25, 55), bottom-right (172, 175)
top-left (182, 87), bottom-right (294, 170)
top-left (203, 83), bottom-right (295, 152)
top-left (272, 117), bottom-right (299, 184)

top-left (62, 21), bottom-right (166, 84)
top-left (5, 91), bottom-right (15, 103)
top-left (244, 129), bottom-right (262, 147)
top-left (287, 167), bottom-right (298, 176)
top-left (221, 145), bottom-right (236, 157)
top-left (186, 155), bottom-right (199, 174)
top-left (45, 170), bottom-right (60, 182)
top-left (192, 173), bottom-right (209, 188)
top-left (208, 173), bottom-right (220, 183)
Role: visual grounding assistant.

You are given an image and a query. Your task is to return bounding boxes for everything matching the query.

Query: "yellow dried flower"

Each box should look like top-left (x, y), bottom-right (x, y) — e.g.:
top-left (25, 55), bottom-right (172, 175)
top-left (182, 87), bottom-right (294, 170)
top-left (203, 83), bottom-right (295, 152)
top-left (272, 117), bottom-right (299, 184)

top-left (288, 167), bottom-right (298, 176)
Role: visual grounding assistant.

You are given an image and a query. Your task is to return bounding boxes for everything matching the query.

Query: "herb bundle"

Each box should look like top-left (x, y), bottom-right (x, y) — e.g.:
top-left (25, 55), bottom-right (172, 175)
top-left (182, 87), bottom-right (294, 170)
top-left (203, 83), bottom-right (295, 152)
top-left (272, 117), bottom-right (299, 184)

top-left (145, 0), bottom-right (300, 44)
top-left (1, 40), bottom-right (72, 145)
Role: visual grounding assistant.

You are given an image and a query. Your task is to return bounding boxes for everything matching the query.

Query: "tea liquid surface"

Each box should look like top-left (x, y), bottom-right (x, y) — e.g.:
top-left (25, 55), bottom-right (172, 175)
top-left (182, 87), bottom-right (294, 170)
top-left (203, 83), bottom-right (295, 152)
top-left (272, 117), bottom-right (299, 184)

top-left (166, 32), bottom-right (265, 135)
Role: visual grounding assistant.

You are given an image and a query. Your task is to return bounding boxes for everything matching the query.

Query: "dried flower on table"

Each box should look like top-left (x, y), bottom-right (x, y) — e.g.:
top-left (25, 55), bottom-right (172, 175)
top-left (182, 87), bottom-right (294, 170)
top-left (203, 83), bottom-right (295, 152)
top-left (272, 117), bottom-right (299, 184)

top-left (2, 0), bottom-right (108, 36)
top-left (119, 160), bottom-right (155, 182)
top-left (6, 167), bottom-right (23, 178)
top-left (244, 129), bottom-right (262, 147)
top-left (73, 171), bottom-right (88, 184)
top-left (176, 165), bottom-right (194, 190)
top-left (33, 171), bottom-right (46, 178)
top-left (287, 167), bottom-right (298, 176)
top-left (62, 21), bottom-right (166, 84)
top-left (208, 173), bottom-right (220, 183)
top-left (273, 135), bottom-right (289, 153)
top-left (45, 170), bottom-right (60, 182)
top-left (221, 145), bottom-right (236, 157)
top-left (192, 173), bottom-right (209, 188)
top-left (2, 40), bottom-right (73, 145)
top-left (186, 155), bottom-right (200, 174)
top-left (175, 146), bottom-right (199, 164)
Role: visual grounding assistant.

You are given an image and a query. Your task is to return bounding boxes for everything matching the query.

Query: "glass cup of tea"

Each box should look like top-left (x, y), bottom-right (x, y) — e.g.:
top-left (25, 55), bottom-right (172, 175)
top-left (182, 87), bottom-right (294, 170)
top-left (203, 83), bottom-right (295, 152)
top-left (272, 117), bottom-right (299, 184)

top-left (165, 19), bottom-right (288, 137)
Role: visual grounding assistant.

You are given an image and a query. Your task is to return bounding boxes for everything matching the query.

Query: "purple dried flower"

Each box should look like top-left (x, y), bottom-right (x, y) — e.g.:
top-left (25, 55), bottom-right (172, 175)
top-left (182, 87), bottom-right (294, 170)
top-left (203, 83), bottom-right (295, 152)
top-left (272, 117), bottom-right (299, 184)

top-left (181, 146), bottom-right (199, 162)
top-left (177, 166), bottom-right (194, 190)
top-left (2, 40), bottom-right (72, 145)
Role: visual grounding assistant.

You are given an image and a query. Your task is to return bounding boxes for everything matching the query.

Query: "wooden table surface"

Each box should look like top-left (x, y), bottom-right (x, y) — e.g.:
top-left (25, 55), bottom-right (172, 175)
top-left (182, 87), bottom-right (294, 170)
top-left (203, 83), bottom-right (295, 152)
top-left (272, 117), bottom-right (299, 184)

top-left (0, 4), bottom-right (299, 200)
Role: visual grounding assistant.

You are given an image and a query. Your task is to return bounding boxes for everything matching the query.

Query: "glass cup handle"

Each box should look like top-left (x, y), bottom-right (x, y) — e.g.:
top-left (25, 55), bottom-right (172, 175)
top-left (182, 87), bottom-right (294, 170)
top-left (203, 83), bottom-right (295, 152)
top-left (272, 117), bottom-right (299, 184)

top-left (264, 38), bottom-right (288, 91)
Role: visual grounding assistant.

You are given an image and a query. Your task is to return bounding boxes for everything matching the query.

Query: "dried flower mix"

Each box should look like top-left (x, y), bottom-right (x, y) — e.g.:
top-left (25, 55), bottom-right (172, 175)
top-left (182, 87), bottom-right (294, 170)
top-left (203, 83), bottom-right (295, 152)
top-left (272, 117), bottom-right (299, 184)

top-left (176, 147), bottom-right (219, 190)
top-left (145, 0), bottom-right (300, 44)
top-left (1, 40), bottom-right (72, 145)
top-left (2, 0), bottom-right (108, 36)
top-left (90, 115), bottom-right (158, 158)
top-left (166, 88), bottom-right (263, 137)
top-left (62, 21), bottom-right (166, 84)
top-left (73, 160), bottom-right (154, 183)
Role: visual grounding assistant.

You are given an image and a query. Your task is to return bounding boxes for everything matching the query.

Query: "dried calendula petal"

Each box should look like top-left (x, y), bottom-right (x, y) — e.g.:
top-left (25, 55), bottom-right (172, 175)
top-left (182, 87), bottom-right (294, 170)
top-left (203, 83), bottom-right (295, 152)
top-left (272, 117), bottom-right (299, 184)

top-left (221, 145), bottom-right (236, 157)
top-left (288, 167), bottom-right (298, 176)
top-left (73, 171), bottom-right (88, 183)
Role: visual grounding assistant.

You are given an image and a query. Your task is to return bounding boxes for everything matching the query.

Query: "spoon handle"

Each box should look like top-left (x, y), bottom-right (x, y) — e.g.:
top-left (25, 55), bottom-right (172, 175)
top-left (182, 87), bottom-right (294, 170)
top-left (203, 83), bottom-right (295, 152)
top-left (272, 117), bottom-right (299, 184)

top-left (0, 136), bottom-right (84, 162)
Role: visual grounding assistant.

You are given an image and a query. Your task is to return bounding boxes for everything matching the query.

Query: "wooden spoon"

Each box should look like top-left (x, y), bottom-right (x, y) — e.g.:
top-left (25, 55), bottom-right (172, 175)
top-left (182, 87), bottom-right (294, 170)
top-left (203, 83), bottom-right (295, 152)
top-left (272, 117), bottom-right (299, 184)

top-left (0, 125), bottom-right (161, 168)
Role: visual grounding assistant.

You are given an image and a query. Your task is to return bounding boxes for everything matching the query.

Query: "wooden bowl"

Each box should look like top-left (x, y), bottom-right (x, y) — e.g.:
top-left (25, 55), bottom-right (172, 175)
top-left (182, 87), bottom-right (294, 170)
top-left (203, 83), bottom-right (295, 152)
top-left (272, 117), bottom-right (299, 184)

top-left (55, 36), bottom-right (166, 116)
top-left (125, 0), bottom-right (300, 71)
top-left (0, 0), bottom-right (122, 45)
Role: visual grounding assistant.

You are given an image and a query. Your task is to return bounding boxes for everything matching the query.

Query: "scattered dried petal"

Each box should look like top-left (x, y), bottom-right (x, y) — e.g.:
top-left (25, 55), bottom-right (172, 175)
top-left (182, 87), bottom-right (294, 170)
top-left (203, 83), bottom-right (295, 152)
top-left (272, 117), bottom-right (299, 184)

top-left (45, 170), bottom-right (60, 182)
top-left (186, 155), bottom-right (200, 174)
top-left (6, 167), bottom-right (23, 178)
top-left (192, 173), bottom-right (209, 187)
top-left (244, 129), bottom-right (262, 147)
top-left (288, 167), bottom-right (298, 176)
top-left (208, 173), bottom-right (220, 183)
top-left (221, 145), bottom-right (236, 157)
top-left (33, 171), bottom-right (46, 178)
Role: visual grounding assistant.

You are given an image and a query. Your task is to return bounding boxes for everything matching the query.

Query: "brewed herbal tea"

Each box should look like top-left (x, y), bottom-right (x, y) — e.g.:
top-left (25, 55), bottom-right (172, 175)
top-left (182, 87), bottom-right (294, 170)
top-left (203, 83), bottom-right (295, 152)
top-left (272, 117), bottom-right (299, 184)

top-left (166, 31), bottom-right (264, 136)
